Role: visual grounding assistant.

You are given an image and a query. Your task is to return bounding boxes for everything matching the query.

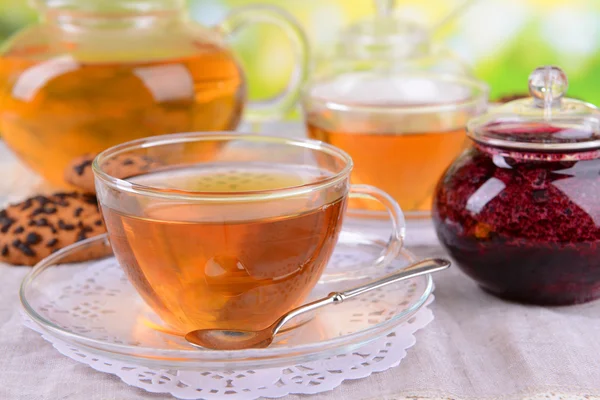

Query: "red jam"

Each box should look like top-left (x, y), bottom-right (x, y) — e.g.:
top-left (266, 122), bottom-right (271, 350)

top-left (433, 138), bottom-right (600, 305)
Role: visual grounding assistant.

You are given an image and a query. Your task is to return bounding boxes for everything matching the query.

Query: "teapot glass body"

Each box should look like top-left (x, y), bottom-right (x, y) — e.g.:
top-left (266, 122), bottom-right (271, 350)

top-left (0, 0), bottom-right (308, 186)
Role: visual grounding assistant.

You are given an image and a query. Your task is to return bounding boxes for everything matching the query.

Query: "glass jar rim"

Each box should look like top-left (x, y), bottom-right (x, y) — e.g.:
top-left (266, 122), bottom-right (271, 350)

top-left (92, 132), bottom-right (354, 202)
top-left (466, 111), bottom-right (600, 152)
top-left (302, 72), bottom-right (489, 114)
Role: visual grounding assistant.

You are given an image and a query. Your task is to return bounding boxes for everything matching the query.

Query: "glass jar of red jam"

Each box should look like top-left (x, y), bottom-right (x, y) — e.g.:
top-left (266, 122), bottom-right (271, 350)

top-left (433, 66), bottom-right (600, 305)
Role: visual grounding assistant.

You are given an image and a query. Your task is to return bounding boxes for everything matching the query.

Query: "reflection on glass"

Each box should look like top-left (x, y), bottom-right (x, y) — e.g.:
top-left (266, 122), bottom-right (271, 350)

top-left (465, 177), bottom-right (505, 215)
top-left (0, 44), bottom-right (244, 186)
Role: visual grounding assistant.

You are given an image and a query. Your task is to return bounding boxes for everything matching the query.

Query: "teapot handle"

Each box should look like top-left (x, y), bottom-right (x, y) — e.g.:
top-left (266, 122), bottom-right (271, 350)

top-left (219, 5), bottom-right (309, 123)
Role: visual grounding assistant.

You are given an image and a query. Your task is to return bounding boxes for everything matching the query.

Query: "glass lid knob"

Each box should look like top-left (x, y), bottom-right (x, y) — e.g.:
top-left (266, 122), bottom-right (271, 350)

top-left (528, 66), bottom-right (568, 109)
top-left (375, 0), bottom-right (396, 15)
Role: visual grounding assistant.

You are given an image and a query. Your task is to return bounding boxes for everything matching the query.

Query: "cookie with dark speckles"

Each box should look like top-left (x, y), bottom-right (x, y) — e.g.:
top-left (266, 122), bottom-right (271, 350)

top-left (0, 192), bottom-right (108, 266)
top-left (64, 153), bottom-right (162, 194)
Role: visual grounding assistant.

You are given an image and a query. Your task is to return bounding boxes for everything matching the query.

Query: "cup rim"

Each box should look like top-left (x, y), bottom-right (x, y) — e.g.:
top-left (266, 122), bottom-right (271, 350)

top-left (92, 132), bottom-right (354, 202)
top-left (302, 72), bottom-right (490, 114)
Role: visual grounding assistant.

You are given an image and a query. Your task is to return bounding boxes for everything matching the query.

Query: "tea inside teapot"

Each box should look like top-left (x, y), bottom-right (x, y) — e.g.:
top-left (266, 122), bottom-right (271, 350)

top-left (0, 0), bottom-right (308, 186)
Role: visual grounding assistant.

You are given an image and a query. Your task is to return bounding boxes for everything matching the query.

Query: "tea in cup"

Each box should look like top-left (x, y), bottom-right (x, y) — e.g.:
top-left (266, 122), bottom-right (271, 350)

top-left (93, 133), bottom-right (405, 334)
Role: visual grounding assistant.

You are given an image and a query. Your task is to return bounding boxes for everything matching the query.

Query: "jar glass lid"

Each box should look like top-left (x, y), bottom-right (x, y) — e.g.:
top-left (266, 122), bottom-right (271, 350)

top-left (468, 66), bottom-right (600, 151)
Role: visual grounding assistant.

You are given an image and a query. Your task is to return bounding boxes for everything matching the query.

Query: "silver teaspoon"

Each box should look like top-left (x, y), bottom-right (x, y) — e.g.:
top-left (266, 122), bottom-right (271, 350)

top-left (185, 258), bottom-right (450, 351)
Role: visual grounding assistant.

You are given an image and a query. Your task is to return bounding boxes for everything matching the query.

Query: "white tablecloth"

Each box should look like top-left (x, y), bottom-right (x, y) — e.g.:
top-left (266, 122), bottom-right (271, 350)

top-left (1, 139), bottom-right (600, 400)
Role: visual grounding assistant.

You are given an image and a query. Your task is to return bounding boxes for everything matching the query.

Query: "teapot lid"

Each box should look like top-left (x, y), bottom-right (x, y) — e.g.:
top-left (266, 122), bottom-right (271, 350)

top-left (326, 3), bottom-right (473, 78)
top-left (337, 14), bottom-right (431, 61)
top-left (334, 0), bottom-right (431, 60)
top-left (468, 66), bottom-right (600, 151)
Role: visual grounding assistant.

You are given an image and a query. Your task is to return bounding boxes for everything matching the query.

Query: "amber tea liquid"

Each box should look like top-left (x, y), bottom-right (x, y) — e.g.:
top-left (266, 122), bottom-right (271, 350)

top-left (0, 45), bottom-right (244, 185)
top-left (307, 122), bottom-right (467, 214)
top-left (305, 75), bottom-right (473, 215)
top-left (101, 165), bottom-right (347, 333)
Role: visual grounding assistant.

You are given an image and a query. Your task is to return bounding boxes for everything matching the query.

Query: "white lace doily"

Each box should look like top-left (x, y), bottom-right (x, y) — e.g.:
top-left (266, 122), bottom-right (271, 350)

top-left (23, 295), bottom-right (433, 400)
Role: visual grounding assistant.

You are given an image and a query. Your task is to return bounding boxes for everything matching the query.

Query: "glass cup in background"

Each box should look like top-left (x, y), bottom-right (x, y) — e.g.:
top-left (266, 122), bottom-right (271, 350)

top-left (92, 133), bottom-right (405, 335)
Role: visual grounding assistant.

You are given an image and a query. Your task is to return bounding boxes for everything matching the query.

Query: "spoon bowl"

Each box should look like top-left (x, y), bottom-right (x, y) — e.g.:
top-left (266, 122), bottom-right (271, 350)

top-left (188, 329), bottom-right (276, 351)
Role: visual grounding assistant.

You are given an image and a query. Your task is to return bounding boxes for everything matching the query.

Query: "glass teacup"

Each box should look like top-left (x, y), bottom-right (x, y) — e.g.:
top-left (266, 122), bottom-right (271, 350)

top-left (93, 133), bottom-right (405, 334)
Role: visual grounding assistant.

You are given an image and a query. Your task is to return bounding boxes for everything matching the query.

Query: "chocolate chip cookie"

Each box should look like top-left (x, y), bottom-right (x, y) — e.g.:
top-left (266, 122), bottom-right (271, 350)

top-left (0, 192), bottom-right (108, 266)
top-left (64, 153), bottom-right (161, 194)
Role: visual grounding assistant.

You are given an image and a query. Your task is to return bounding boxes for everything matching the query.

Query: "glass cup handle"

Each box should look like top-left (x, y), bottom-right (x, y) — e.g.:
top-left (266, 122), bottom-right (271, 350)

top-left (220, 5), bottom-right (310, 123)
top-left (348, 184), bottom-right (406, 268)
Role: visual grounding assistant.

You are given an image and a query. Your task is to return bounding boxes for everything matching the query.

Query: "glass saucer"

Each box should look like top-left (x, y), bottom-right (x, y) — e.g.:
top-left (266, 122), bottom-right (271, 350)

top-left (20, 234), bottom-right (433, 371)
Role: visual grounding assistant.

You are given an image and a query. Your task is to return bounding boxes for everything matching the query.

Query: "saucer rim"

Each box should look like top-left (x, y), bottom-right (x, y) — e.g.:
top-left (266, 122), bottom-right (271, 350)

top-left (20, 234), bottom-right (434, 368)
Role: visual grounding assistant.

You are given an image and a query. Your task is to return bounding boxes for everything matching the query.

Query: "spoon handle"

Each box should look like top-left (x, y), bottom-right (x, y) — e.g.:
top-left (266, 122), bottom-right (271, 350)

top-left (273, 258), bottom-right (449, 333)
top-left (336, 258), bottom-right (450, 301)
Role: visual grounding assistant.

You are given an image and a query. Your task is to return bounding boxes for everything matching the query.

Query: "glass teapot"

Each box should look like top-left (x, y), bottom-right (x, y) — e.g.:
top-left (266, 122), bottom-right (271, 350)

top-left (0, 0), bottom-right (309, 186)
top-left (302, 0), bottom-right (488, 217)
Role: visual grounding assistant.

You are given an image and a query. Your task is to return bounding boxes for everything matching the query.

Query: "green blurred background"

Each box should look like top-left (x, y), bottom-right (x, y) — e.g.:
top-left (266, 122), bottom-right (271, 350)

top-left (1, 0), bottom-right (599, 105)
